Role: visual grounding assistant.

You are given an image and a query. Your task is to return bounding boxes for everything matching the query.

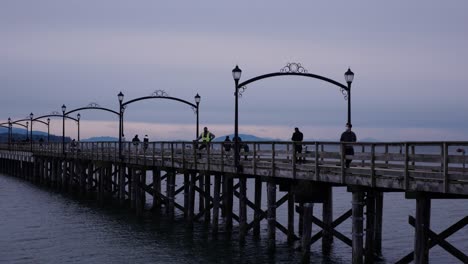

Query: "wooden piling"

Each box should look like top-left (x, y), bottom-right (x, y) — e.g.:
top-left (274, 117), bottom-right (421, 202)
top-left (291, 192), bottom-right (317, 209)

top-left (287, 186), bottom-right (295, 244)
top-left (267, 181), bottom-right (276, 251)
top-left (322, 185), bottom-right (333, 253)
top-left (152, 169), bottom-right (161, 209)
top-left (212, 174), bottom-right (221, 236)
top-left (204, 173), bottom-right (211, 224)
top-left (301, 203), bottom-right (313, 263)
top-left (414, 194), bottom-right (431, 264)
top-left (374, 191), bottom-right (384, 256)
top-left (253, 177), bottom-right (262, 238)
top-left (187, 172), bottom-right (196, 224)
top-left (352, 191), bottom-right (364, 264)
top-left (184, 172), bottom-right (190, 218)
top-left (365, 191), bottom-right (376, 264)
top-left (225, 176), bottom-right (234, 234)
top-left (239, 175), bottom-right (247, 242)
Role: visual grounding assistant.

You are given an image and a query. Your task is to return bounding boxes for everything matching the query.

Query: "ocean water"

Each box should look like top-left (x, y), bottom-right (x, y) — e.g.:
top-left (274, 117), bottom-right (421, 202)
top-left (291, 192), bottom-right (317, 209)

top-left (0, 174), bottom-right (466, 263)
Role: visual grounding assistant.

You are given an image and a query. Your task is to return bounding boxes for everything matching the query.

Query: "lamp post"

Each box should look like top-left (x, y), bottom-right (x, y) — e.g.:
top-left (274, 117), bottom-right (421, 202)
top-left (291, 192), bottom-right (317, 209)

top-left (77, 113), bottom-right (81, 141)
top-left (8, 117), bottom-right (11, 149)
top-left (118, 92), bottom-right (124, 160)
top-left (344, 68), bottom-right (354, 126)
top-left (47, 118), bottom-right (50, 142)
top-left (8, 118), bottom-right (12, 145)
top-left (195, 93), bottom-right (201, 138)
top-left (232, 65), bottom-right (242, 170)
top-left (26, 121), bottom-right (29, 141)
top-left (62, 104), bottom-right (66, 155)
top-left (30, 112), bottom-right (34, 151)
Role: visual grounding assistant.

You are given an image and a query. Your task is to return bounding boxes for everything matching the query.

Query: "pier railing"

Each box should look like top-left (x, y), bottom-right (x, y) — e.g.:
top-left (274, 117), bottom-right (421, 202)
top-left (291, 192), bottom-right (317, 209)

top-left (1, 141), bottom-right (467, 195)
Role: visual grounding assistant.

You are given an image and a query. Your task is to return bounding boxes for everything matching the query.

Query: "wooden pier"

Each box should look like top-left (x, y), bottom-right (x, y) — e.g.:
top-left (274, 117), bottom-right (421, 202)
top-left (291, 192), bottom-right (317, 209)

top-left (0, 140), bottom-right (467, 264)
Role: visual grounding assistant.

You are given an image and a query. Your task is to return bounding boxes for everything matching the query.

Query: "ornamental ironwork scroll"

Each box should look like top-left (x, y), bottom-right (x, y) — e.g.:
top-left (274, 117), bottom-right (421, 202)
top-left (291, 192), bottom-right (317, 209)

top-left (340, 87), bottom-right (348, 100)
top-left (280, 63), bottom-right (308, 73)
top-left (87, 102), bottom-right (101, 108)
top-left (151, 90), bottom-right (169, 97)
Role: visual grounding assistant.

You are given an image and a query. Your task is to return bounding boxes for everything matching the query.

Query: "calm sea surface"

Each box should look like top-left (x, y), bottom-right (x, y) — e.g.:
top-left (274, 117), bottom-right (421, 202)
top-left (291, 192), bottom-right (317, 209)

top-left (0, 174), bottom-right (466, 263)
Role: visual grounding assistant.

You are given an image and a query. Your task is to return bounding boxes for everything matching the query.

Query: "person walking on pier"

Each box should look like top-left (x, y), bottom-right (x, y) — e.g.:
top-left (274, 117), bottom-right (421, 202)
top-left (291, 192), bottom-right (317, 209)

top-left (223, 136), bottom-right (232, 152)
top-left (196, 127), bottom-right (215, 151)
top-left (143, 135), bottom-right (149, 152)
top-left (132, 134), bottom-right (140, 153)
top-left (340, 123), bottom-right (357, 168)
top-left (291, 127), bottom-right (304, 163)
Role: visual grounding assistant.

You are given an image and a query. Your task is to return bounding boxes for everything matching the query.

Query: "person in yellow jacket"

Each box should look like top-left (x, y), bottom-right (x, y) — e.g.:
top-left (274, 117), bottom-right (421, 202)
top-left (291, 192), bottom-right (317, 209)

top-left (196, 127), bottom-right (215, 150)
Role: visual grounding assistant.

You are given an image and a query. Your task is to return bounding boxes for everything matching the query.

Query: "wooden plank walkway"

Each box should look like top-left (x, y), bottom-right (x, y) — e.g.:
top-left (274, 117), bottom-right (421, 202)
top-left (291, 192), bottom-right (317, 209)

top-left (2, 140), bottom-right (467, 195)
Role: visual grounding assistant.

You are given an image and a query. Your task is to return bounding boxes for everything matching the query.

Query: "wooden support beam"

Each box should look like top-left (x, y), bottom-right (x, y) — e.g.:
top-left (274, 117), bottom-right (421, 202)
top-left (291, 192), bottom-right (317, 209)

top-left (225, 176), bottom-right (234, 234)
top-left (152, 169), bottom-right (161, 209)
top-left (374, 191), bottom-right (384, 256)
top-left (310, 209), bottom-right (352, 246)
top-left (253, 177), bottom-right (262, 238)
top-left (188, 172), bottom-right (196, 224)
top-left (352, 191), bottom-right (364, 264)
top-left (301, 203), bottom-right (313, 263)
top-left (414, 195), bottom-right (431, 264)
top-left (287, 187), bottom-right (295, 244)
top-left (239, 175), bottom-right (247, 242)
top-left (184, 173), bottom-right (190, 218)
top-left (267, 181), bottom-right (276, 251)
top-left (212, 174), bottom-right (221, 236)
top-left (204, 173), bottom-right (211, 224)
top-left (322, 185), bottom-right (333, 253)
top-left (365, 191), bottom-right (376, 264)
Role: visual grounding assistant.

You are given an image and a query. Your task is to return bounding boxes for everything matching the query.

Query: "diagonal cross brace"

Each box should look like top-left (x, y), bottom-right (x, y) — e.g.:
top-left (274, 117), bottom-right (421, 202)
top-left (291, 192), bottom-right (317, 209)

top-left (396, 215), bottom-right (468, 264)
top-left (310, 209), bottom-right (352, 246)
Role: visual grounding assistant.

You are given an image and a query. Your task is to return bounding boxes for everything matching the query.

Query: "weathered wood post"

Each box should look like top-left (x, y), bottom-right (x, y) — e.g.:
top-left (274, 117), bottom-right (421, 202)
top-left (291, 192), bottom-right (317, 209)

top-left (204, 173), bottom-right (211, 224)
top-left (239, 175), bottom-right (247, 242)
top-left (414, 194), bottom-right (431, 264)
top-left (352, 190), bottom-right (365, 264)
top-left (119, 164), bottom-right (126, 206)
top-left (87, 162), bottom-right (93, 197)
top-left (267, 181), bottom-right (276, 251)
top-left (301, 203), bottom-right (314, 263)
top-left (365, 190), bottom-right (376, 264)
top-left (322, 185), bottom-right (333, 253)
top-left (212, 174), bottom-right (221, 236)
top-left (287, 185), bottom-right (295, 244)
top-left (152, 169), bottom-right (161, 209)
top-left (187, 172), bottom-right (196, 224)
top-left (374, 191), bottom-right (384, 256)
top-left (183, 172), bottom-right (190, 218)
top-left (225, 175), bottom-right (234, 234)
top-left (253, 177), bottom-right (262, 238)
top-left (167, 170), bottom-right (175, 217)
top-left (199, 172), bottom-right (205, 213)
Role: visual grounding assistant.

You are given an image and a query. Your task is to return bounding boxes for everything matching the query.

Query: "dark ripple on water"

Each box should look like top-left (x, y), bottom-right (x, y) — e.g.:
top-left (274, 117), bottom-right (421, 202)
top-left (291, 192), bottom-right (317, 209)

top-left (0, 174), bottom-right (467, 263)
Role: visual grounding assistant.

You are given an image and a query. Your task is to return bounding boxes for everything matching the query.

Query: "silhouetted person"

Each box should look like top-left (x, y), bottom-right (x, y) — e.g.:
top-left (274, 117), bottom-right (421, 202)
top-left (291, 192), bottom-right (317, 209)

top-left (340, 123), bottom-right (357, 168)
top-left (233, 136), bottom-right (249, 160)
top-left (223, 136), bottom-right (232, 152)
top-left (291, 127), bottom-right (304, 163)
top-left (196, 127), bottom-right (215, 151)
top-left (71, 139), bottom-right (77, 152)
top-left (143, 135), bottom-right (149, 151)
top-left (132, 135), bottom-right (140, 153)
top-left (38, 138), bottom-right (44, 147)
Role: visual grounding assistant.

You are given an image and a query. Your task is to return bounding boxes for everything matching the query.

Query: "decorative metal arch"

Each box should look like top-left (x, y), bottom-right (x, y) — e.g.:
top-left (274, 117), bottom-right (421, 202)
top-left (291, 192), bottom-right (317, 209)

top-left (34, 114), bottom-right (78, 122)
top-left (64, 105), bottom-right (119, 116)
top-left (237, 62), bottom-right (349, 99)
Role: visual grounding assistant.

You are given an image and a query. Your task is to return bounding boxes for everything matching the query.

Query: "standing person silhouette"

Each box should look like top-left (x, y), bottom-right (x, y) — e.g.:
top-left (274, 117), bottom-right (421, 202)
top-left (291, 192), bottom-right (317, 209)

top-left (143, 135), bottom-right (149, 151)
top-left (132, 134), bottom-right (140, 153)
top-left (291, 127), bottom-right (304, 163)
top-left (196, 127), bottom-right (215, 151)
top-left (340, 123), bottom-right (357, 168)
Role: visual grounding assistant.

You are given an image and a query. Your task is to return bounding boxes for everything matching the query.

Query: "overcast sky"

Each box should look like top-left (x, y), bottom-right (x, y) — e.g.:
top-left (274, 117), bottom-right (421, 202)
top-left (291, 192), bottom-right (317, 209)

top-left (1, 1), bottom-right (467, 141)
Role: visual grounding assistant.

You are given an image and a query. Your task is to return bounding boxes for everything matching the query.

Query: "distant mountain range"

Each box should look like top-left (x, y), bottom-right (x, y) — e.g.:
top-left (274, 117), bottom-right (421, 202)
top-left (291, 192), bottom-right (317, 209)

top-left (81, 136), bottom-right (118, 142)
top-left (212, 134), bottom-right (278, 142)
